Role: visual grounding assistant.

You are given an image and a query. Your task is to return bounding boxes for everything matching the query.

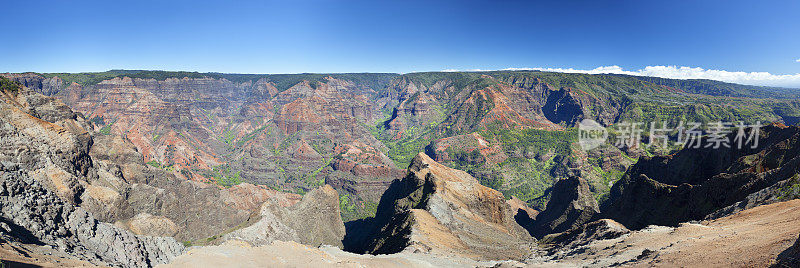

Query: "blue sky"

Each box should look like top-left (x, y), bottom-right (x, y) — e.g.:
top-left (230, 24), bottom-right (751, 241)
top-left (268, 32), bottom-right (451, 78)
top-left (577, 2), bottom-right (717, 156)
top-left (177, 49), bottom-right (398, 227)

top-left (1, 0), bottom-right (799, 86)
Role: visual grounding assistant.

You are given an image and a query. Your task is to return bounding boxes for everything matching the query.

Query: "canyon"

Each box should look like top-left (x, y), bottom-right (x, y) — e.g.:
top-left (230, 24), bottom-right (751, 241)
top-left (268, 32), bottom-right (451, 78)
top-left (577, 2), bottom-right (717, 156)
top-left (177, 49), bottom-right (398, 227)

top-left (1, 71), bottom-right (800, 267)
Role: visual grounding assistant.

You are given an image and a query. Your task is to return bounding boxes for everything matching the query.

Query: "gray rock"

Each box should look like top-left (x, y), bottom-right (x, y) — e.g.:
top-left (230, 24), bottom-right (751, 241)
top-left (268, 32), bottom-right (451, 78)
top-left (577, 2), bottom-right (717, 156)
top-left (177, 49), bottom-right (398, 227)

top-left (540, 219), bottom-right (629, 249)
top-left (223, 185), bottom-right (346, 248)
top-left (360, 153), bottom-right (533, 261)
top-left (706, 175), bottom-right (800, 220)
top-left (0, 169), bottom-right (184, 267)
top-left (773, 234), bottom-right (800, 268)
top-left (528, 176), bottom-right (599, 238)
top-left (0, 85), bottom-right (184, 267)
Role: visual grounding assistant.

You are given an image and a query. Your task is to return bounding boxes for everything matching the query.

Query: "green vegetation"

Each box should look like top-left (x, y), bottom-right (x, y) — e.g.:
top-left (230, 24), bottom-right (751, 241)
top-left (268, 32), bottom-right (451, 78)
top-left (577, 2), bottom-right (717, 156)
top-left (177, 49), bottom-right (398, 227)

top-left (207, 165), bottom-right (243, 188)
top-left (339, 194), bottom-right (357, 218)
top-left (401, 72), bottom-right (496, 90)
top-left (236, 125), bottom-right (270, 147)
top-left (631, 75), bottom-right (800, 99)
top-left (481, 126), bottom-right (577, 155)
top-left (40, 70), bottom-right (399, 95)
top-left (381, 132), bottom-right (435, 169)
top-left (778, 175), bottom-right (800, 201)
top-left (617, 101), bottom-right (780, 131)
top-left (219, 126), bottom-right (237, 145)
top-left (370, 112), bottom-right (437, 168)
top-left (339, 193), bottom-right (379, 221)
top-left (40, 70), bottom-right (140, 87)
top-left (0, 76), bottom-right (21, 93)
top-left (146, 160), bottom-right (162, 168)
top-left (99, 125), bottom-right (113, 135)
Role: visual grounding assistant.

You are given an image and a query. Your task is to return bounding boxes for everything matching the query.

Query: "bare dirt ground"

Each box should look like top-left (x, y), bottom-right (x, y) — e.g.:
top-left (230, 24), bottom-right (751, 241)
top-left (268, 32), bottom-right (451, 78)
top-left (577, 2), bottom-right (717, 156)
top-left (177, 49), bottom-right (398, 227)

top-left (0, 242), bottom-right (102, 268)
top-left (157, 240), bottom-right (501, 268)
top-left (531, 199), bottom-right (800, 267)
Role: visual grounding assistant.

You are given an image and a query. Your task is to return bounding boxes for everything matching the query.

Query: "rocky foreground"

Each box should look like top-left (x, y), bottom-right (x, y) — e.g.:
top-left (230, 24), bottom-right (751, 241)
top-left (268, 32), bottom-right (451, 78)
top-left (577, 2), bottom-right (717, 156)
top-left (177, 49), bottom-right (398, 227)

top-left (152, 198), bottom-right (800, 268)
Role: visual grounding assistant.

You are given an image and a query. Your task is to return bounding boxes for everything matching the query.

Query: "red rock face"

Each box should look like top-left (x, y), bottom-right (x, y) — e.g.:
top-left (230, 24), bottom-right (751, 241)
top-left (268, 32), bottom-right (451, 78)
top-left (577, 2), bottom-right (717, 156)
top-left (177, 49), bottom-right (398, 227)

top-left (331, 141), bottom-right (402, 179)
top-left (19, 74), bottom-right (404, 204)
top-left (380, 75), bottom-right (568, 143)
top-left (221, 183), bottom-right (302, 211)
top-left (428, 132), bottom-right (508, 166)
top-left (364, 153), bottom-right (534, 260)
top-left (54, 77), bottom-right (224, 174)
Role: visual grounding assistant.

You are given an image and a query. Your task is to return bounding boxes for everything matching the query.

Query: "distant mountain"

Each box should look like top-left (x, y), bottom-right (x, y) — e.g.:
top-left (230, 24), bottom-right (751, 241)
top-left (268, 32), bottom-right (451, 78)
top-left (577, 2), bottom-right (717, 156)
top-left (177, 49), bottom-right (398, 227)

top-left (624, 74), bottom-right (800, 99)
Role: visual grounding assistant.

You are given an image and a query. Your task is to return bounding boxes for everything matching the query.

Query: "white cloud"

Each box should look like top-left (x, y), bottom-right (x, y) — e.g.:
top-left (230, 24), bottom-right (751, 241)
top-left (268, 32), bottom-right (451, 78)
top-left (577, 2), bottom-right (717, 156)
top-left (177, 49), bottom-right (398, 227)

top-left (796, 58), bottom-right (800, 63)
top-left (442, 68), bottom-right (490, 72)
top-left (494, 65), bottom-right (800, 88)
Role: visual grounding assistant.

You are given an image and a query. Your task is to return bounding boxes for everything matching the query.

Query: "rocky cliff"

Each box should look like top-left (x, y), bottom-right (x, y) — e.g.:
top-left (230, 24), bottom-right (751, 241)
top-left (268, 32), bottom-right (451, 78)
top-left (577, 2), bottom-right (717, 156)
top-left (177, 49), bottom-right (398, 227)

top-left (602, 123), bottom-right (800, 229)
top-left (0, 77), bottom-right (184, 267)
top-left (527, 176), bottom-right (600, 238)
top-left (360, 153), bottom-right (533, 260)
top-left (223, 185), bottom-right (346, 247)
top-left (83, 132), bottom-right (308, 242)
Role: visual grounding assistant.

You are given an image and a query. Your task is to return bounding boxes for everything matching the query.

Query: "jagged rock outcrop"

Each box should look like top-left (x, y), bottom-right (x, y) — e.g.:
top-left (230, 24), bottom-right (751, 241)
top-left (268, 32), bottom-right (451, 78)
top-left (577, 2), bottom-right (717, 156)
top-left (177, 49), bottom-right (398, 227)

top-left (1, 72), bottom-right (65, 96)
top-left (527, 176), bottom-right (600, 238)
top-left (602, 123), bottom-right (800, 230)
top-left (361, 153), bottom-right (533, 260)
top-left (1, 77), bottom-right (349, 266)
top-left (223, 185), bottom-right (346, 248)
top-left (539, 219), bottom-right (629, 249)
top-left (0, 79), bottom-right (184, 267)
top-left (706, 174), bottom-right (800, 220)
top-left (506, 196), bottom-right (538, 233)
top-left (0, 170), bottom-right (184, 267)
